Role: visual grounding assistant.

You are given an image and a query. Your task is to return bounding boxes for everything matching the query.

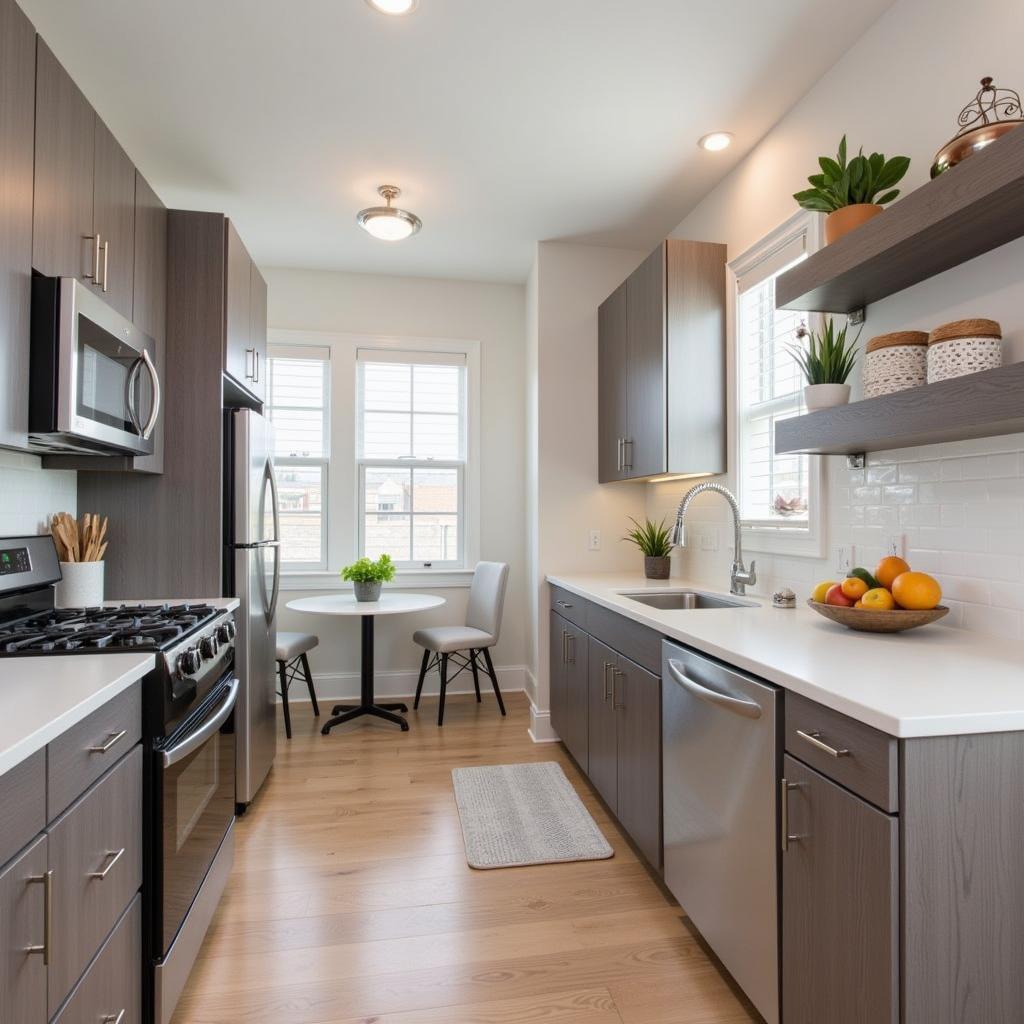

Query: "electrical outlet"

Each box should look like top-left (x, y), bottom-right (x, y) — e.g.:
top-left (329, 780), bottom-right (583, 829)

top-left (836, 545), bottom-right (853, 575)
top-left (885, 534), bottom-right (906, 558)
top-left (588, 529), bottom-right (601, 551)
top-left (699, 529), bottom-right (719, 552)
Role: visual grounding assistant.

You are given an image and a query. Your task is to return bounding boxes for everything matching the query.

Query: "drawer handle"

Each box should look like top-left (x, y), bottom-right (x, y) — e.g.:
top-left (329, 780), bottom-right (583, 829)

top-left (796, 729), bottom-right (850, 759)
top-left (88, 730), bottom-right (127, 755)
top-left (603, 662), bottom-right (613, 702)
top-left (102, 1012), bottom-right (126, 1024)
top-left (780, 779), bottom-right (805, 852)
top-left (25, 869), bottom-right (53, 965)
top-left (613, 669), bottom-right (626, 711)
top-left (555, 600), bottom-right (573, 609)
top-left (90, 848), bottom-right (126, 881)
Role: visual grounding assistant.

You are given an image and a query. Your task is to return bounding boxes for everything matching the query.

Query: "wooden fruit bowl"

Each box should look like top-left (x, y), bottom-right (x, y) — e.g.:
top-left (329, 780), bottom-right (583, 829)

top-left (807, 599), bottom-right (949, 633)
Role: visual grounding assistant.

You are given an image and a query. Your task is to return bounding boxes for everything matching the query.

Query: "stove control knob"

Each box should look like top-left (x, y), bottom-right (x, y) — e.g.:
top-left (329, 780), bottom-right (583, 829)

top-left (177, 647), bottom-right (202, 677)
top-left (216, 623), bottom-right (234, 645)
top-left (199, 635), bottom-right (219, 660)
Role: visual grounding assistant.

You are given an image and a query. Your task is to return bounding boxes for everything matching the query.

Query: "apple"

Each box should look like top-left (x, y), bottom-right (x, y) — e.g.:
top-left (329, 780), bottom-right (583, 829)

top-left (825, 583), bottom-right (855, 608)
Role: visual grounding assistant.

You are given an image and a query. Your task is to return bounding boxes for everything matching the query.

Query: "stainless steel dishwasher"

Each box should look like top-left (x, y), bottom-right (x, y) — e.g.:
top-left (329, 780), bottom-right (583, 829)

top-left (662, 640), bottom-right (780, 1024)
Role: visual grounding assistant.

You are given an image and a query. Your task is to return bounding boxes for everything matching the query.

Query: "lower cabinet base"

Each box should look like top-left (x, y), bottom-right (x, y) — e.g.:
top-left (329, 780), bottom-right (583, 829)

top-left (154, 820), bottom-right (235, 1024)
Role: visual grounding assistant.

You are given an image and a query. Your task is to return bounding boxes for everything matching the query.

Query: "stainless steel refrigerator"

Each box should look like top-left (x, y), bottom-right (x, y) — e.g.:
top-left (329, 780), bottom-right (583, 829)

top-left (224, 408), bottom-right (280, 808)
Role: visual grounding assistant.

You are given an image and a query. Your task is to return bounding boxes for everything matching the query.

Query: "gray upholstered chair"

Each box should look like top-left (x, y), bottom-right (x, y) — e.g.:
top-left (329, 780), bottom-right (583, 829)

top-left (275, 632), bottom-right (320, 739)
top-left (413, 561), bottom-right (509, 726)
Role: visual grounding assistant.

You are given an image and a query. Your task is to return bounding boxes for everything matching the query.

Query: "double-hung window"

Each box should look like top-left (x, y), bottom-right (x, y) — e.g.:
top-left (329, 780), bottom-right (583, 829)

top-left (357, 349), bottom-right (467, 568)
top-left (732, 212), bottom-right (824, 556)
top-left (265, 347), bottom-right (330, 569)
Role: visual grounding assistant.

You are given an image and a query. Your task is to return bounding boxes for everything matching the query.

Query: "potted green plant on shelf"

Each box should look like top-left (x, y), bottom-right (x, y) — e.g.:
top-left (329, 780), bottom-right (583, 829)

top-left (341, 554), bottom-right (396, 602)
top-left (794, 136), bottom-right (910, 244)
top-left (790, 319), bottom-right (861, 411)
top-left (623, 517), bottom-right (674, 580)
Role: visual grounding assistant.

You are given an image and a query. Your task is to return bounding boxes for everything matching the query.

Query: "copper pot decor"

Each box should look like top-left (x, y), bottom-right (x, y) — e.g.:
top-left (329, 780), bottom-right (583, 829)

top-left (824, 203), bottom-right (883, 245)
top-left (932, 77), bottom-right (1023, 177)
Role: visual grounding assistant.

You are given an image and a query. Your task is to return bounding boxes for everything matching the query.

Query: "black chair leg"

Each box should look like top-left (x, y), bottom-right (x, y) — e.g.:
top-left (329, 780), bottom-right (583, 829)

top-left (300, 653), bottom-right (320, 717)
top-left (470, 650), bottom-right (482, 702)
top-left (278, 660), bottom-right (292, 739)
top-left (414, 649), bottom-right (430, 710)
top-left (437, 654), bottom-right (449, 727)
top-left (481, 647), bottom-right (506, 716)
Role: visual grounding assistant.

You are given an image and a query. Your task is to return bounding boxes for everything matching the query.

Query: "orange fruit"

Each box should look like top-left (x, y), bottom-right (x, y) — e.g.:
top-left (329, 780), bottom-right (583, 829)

top-left (891, 571), bottom-right (942, 610)
top-left (853, 599), bottom-right (864, 609)
top-left (840, 577), bottom-right (869, 601)
top-left (861, 587), bottom-right (896, 611)
top-left (875, 555), bottom-right (910, 589)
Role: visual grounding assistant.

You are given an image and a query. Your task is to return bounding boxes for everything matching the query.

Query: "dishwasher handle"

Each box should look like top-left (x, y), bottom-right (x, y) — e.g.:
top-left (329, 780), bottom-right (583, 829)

top-left (666, 660), bottom-right (762, 720)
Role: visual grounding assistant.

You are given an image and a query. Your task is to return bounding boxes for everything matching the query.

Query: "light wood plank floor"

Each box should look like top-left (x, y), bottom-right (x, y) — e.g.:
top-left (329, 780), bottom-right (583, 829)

top-left (173, 692), bottom-right (759, 1024)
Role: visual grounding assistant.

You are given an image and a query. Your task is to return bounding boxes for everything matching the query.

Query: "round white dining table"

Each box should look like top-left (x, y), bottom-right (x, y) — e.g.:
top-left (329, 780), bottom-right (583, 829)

top-left (286, 592), bottom-right (446, 733)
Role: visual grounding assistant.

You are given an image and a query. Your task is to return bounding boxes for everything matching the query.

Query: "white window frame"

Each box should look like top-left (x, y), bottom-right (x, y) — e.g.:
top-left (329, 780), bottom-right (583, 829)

top-left (265, 346), bottom-right (330, 572)
top-left (356, 349), bottom-right (468, 570)
top-left (729, 211), bottom-right (827, 559)
top-left (268, 330), bottom-right (482, 590)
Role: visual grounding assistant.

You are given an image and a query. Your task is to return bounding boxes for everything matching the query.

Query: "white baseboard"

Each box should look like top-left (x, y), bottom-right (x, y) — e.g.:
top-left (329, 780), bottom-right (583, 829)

top-left (527, 692), bottom-right (560, 744)
top-left (278, 663), bottom-right (528, 702)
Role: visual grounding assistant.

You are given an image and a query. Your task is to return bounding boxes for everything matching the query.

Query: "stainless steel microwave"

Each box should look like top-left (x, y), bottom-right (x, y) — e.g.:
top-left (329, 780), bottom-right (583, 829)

top-left (29, 276), bottom-right (161, 456)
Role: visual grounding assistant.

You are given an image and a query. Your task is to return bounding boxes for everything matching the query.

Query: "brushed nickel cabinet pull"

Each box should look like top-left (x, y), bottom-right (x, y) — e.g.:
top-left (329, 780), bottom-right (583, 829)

top-left (555, 599), bottom-right (573, 609)
top-left (88, 729), bottom-right (127, 754)
top-left (613, 669), bottom-right (626, 710)
top-left (616, 438), bottom-right (623, 471)
top-left (566, 633), bottom-right (575, 665)
top-left (603, 662), bottom-right (613, 701)
top-left (100, 240), bottom-right (110, 291)
top-left (26, 869), bottom-right (53, 965)
top-left (102, 1012), bottom-right (126, 1024)
top-left (623, 439), bottom-right (634, 471)
top-left (796, 729), bottom-right (850, 759)
top-left (85, 234), bottom-right (101, 281)
top-left (781, 779), bottom-right (805, 851)
top-left (90, 847), bottom-right (125, 880)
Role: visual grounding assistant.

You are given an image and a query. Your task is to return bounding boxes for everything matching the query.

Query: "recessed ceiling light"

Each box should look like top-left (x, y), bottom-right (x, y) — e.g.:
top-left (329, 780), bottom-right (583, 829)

top-left (357, 185), bottom-right (422, 241)
top-left (365, 0), bottom-right (418, 14)
top-left (698, 132), bottom-right (733, 152)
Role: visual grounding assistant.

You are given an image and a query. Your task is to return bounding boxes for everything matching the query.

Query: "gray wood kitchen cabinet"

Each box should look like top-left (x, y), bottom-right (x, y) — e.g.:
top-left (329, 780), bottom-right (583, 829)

top-left (597, 239), bottom-right (727, 482)
top-left (250, 261), bottom-right (268, 404)
top-left (781, 754), bottom-right (898, 1024)
top-left (0, 835), bottom-right (48, 1024)
top-left (587, 636), bottom-right (619, 813)
top-left (91, 117), bottom-right (136, 319)
top-left (0, 0), bottom-right (36, 450)
top-left (224, 219), bottom-right (266, 404)
top-left (549, 611), bottom-right (589, 772)
top-left (32, 39), bottom-right (96, 288)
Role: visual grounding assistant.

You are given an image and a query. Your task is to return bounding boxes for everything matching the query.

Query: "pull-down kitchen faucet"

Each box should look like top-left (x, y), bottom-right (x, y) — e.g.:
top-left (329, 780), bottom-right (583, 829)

top-left (671, 482), bottom-right (757, 596)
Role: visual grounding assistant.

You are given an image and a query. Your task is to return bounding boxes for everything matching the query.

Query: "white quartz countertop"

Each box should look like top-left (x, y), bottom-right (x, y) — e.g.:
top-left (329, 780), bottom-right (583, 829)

top-left (547, 573), bottom-right (1024, 738)
top-left (0, 652), bottom-right (154, 776)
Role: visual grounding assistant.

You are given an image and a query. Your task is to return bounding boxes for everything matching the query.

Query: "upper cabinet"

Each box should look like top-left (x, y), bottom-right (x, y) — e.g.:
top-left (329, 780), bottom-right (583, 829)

top-left (597, 239), bottom-right (727, 482)
top-left (224, 220), bottom-right (266, 405)
top-left (0, 0), bottom-right (36, 451)
top-left (33, 41), bottom-right (136, 321)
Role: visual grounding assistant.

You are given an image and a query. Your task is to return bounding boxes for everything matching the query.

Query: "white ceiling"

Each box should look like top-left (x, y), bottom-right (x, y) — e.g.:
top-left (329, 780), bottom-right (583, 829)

top-left (20, 0), bottom-right (894, 283)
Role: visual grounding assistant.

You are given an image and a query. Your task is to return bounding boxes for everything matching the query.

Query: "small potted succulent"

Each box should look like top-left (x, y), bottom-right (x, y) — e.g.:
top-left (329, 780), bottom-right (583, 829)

top-left (341, 554), bottom-right (396, 602)
top-left (623, 517), bottom-right (674, 580)
top-left (790, 319), bottom-right (861, 411)
top-left (794, 136), bottom-right (910, 244)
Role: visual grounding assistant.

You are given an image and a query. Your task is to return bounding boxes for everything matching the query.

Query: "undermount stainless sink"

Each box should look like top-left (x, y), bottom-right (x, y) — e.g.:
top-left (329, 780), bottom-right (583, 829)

top-left (620, 590), bottom-right (756, 611)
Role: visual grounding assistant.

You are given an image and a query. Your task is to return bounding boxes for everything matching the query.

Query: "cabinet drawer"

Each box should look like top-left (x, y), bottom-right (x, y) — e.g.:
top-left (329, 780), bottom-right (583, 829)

top-left (48, 683), bottom-right (141, 819)
top-left (786, 692), bottom-right (898, 812)
top-left (0, 834), bottom-right (48, 1024)
top-left (0, 749), bottom-right (45, 869)
top-left (53, 896), bottom-right (141, 1024)
top-left (550, 586), bottom-right (587, 628)
top-left (585, 601), bottom-right (662, 676)
top-left (47, 745), bottom-right (143, 1015)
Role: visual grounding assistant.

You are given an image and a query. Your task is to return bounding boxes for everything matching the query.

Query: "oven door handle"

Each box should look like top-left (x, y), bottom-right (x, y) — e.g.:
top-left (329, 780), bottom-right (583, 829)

top-left (160, 677), bottom-right (239, 768)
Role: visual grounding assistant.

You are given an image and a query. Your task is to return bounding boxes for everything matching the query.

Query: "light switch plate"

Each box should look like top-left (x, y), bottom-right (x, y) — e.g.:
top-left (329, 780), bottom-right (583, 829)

top-left (588, 529), bottom-right (601, 551)
top-left (836, 545), bottom-right (853, 575)
top-left (700, 529), bottom-right (719, 552)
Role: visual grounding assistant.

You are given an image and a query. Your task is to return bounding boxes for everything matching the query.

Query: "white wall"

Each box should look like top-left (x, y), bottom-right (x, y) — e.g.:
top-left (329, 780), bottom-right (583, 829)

top-left (648, 0), bottom-right (1024, 639)
top-left (0, 452), bottom-right (76, 538)
top-left (265, 267), bottom-right (529, 698)
top-left (527, 241), bottom-right (649, 736)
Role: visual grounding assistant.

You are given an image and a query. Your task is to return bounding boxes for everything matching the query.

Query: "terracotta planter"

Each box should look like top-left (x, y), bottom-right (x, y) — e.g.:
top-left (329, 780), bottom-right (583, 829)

top-left (804, 383), bottom-right (850, 412)
top-left (644, 556), bottom-right (671, 580)
top-left (824, 203), bottom-right (882, 245)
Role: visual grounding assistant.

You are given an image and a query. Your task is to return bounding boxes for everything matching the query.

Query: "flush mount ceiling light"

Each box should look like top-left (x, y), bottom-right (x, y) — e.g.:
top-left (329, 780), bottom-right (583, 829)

top-left (698, 131), bottom-right (733, 152)
top-left (365, 0), bottom-right (418, 14)
top-left (357, 185), bottom-right (422, 241)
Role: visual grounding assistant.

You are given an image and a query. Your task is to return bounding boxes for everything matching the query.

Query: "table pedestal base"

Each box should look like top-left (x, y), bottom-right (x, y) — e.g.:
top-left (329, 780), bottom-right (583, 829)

top-left (321, 614), bottom-right (410, 734)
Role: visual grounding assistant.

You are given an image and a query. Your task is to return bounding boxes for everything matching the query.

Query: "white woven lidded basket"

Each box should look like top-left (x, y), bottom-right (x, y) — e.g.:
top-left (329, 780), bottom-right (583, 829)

top-left (927, 318), bottom-right (1002, 384)
top-left (863, 331), bottom-right (929, 399)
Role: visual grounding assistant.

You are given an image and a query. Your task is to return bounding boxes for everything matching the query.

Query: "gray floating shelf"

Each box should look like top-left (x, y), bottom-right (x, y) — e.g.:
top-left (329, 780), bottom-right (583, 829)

top-left (774, 362), bottom-right (1024, 456)
top-left (776, 127), bottom-right (1024, 314)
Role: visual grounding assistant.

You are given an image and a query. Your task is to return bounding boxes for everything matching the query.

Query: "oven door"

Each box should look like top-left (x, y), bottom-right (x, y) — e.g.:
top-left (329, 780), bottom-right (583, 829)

top-left (157, 673), bottom-right (238, 955)
top-left (55, 277), bottom-right (160, 455)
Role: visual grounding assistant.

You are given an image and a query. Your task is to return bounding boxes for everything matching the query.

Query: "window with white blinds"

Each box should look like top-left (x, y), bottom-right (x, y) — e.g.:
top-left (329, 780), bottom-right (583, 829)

top-left (357, 349), bottom-right (467, 568)
top-left (266, 348), bottom-right (329, 568)
top-left (733, 213), bottom-right (823, 547)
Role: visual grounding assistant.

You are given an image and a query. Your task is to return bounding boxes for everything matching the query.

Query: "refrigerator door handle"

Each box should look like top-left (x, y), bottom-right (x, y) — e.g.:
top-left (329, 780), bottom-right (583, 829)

top-left (266, 458), bottom-right (281, 545)
top-left (264, 458), bottom-right (281, 623)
